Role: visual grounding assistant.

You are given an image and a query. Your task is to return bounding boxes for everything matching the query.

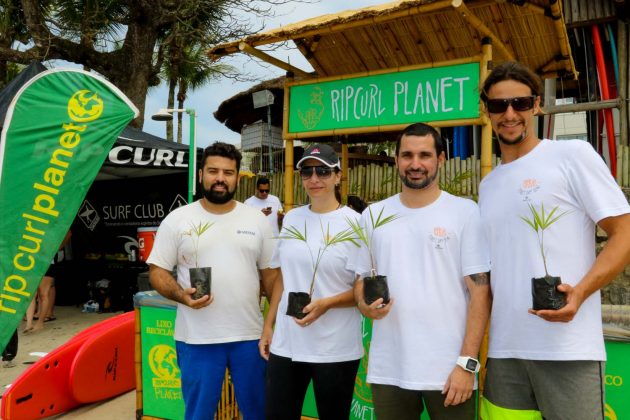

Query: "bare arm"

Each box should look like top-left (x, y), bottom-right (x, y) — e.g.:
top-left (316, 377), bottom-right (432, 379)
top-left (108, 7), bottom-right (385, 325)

top-left (259, 268), bottom-right (283, 360)
top-left (148, 264), bottom-right (211, 309)
top-left (533, 213), bottom-right (630, 322)
top-left (443, 272), bottom-right (491, 406)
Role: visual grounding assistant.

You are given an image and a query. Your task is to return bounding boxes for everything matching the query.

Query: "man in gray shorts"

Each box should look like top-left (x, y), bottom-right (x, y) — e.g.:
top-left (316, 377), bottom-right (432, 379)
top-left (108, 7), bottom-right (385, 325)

top-left (478, 61), bottom-right (630, 419)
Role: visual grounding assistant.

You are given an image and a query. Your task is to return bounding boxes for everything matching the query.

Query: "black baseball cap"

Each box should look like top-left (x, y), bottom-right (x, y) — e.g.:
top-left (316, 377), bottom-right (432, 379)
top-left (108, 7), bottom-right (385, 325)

top-left (296, 144), bottom-right (341, 169)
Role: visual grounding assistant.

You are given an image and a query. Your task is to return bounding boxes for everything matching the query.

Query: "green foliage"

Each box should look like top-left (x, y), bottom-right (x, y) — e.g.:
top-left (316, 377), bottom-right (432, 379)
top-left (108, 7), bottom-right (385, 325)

top-left (439, 170), bottom-right (473, 197)
top-left (183, 221), bottom-right (214, 267)
top-left (345, 207), bottom-right (399, 276)
top-left (280, 220), bottom-right (357, 296)
top-left (520, 203), bottom-right (570, 276)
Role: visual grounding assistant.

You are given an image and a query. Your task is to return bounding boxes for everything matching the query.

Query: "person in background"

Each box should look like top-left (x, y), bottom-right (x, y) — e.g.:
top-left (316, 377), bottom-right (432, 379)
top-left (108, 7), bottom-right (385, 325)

top-left (24, 230), bottom-right (72, 333)
top-left (478, 61), bottom-right (630, 420)
top-left (148, 142), bottom-right (278, 420)
top-left (354, 123), bottom-right (491, 420)
top-left (1, 330), bottom-right (18, 368)
top-left (261, 144), bottom-right (363, 419)
top-left (244, 177), bottom-right (284, 237)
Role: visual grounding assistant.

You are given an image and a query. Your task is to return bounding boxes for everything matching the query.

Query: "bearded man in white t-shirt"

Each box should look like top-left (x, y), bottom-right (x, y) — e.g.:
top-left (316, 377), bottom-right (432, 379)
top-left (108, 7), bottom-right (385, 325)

top-left (353, 123), bottom-right (491, 420)
top-left (478, 61), bottom-right (630, 420)
top-left (148, 142), bottom-right (278, 420)
top-left (244, 177), bottom-right (283, 237)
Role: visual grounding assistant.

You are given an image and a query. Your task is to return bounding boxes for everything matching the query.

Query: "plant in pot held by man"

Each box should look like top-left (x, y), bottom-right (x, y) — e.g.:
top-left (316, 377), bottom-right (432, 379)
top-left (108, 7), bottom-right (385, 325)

top-left (520, 202), bottom-right (570, 310)
top-left (281, 221), bottom-right (357, 319)
top-left (346, 207), bottom-right (399, 306)
top-left (183, 221), bottom-right (214, 300)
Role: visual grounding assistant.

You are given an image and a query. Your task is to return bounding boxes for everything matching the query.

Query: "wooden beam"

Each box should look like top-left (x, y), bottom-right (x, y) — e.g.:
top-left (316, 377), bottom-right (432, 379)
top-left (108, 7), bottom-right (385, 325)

top-left (295, 38), bottom-right (327, 76)
top-left (542, 99), bottom-right (621, 115)
top-left (451, 0), bottom-right (514, 61)
top-left (548, 0), bottom-right (578, 78)
top-left (209, 0), bottom-right (454, 57)
top-left (238, 42), bottom-right (312, 78)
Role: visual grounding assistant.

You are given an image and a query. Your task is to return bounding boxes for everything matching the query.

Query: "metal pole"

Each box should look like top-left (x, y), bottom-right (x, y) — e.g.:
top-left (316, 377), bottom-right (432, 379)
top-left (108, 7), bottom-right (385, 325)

top-left (267, 105), bottom-right (273, 173)
top-left (187, 109), bottom-right (197, 202)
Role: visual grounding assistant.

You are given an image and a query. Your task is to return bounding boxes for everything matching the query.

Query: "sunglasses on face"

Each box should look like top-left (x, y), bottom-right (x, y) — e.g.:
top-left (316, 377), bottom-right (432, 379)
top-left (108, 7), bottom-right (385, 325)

top-left (299, 166), bottom-right (334, 180)
top-left (486, 96), bottom-right (536, 113)
top-left (258, 189), bottom-right (269, 193)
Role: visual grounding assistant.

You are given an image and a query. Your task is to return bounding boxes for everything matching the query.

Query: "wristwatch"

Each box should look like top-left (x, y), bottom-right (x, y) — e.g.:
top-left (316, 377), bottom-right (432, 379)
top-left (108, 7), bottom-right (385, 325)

top-left (456, 356), bottom-right (480, 373)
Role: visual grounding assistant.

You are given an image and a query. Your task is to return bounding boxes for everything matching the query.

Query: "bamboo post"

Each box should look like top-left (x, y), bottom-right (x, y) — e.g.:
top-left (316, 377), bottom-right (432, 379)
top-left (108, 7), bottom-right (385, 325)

top-left (619, 21), bottom-right (628, 147)
top-left (283, 73), bottom-right (295, 211)
top-left (341, 141), bottom-right (349, 202)
top-left (478, 36), bottom-right (492, 398)
top-left (480, 38), bottom-right (493, 179)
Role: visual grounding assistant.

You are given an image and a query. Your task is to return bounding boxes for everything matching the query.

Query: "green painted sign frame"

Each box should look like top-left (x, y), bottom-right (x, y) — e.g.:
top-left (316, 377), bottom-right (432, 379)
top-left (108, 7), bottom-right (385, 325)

top-left (140, 306), bottom-right (185, 419)
top-left (287, 61), bottom-right (480, 137)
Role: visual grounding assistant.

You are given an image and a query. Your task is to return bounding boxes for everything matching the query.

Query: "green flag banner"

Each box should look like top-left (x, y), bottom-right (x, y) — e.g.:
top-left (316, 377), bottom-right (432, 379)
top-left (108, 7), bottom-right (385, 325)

top-left (0, 69), bottom-right (138, 350)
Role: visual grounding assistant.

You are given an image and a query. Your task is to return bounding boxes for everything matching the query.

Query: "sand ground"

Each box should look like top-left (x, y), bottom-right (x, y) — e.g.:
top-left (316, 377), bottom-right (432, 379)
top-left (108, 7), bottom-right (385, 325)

top-left (0, 305), bottom-right (135, 419)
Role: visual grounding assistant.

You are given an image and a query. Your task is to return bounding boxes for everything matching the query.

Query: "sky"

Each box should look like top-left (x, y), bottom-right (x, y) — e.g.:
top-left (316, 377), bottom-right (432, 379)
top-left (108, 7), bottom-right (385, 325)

top-left (142, 0), bottom-right (386, 148)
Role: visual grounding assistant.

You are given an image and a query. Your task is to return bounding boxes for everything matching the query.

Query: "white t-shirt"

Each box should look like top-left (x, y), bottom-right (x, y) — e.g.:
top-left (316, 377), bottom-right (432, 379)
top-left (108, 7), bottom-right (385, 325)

top-left (269, 205), bottom-right (364, 363)
top-left (479, 139), bottom-right (630, 361)
top-left (147, 201), bottom-right (275, 344)
top-left (244, 194), bottom-right (283, 237)
top-left (353, 193), bottom-right (489, 390)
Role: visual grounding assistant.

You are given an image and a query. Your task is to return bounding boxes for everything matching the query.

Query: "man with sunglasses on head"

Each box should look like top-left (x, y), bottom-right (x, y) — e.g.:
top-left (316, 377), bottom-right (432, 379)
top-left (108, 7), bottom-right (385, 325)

top-left (478, 61), bottom-right (630, 420)
top-left (245, 177), bottom-right (284, 237)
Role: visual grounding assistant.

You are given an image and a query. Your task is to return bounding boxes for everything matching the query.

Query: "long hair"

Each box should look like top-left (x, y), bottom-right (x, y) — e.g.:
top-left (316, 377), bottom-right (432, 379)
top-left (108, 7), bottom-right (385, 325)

top-left (480, 61), bottom-right (543, 103)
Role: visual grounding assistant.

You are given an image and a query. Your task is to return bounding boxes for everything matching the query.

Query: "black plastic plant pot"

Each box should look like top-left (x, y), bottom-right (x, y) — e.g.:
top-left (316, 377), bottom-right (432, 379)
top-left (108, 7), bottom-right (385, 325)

top-left (363, 275), bottom-right (390, 306)
top-left (531, 275), bottom-right (566, 310)
top-left (286, 292), bottom-right (311, 319)
top-left (190, 267), bottom-right (212, 300)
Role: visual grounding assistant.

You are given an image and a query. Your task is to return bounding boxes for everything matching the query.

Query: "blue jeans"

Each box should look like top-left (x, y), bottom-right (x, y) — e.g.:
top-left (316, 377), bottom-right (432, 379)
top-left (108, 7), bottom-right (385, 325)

top-left (175, 340), bottom-right (266, 420)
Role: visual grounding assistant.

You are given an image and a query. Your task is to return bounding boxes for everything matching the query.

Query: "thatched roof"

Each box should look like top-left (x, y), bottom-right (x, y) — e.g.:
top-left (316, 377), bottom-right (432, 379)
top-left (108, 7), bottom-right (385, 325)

top-left (213, 76), bottom-right (285, 133)
top-left (209, 0), bottom-right (576, 79)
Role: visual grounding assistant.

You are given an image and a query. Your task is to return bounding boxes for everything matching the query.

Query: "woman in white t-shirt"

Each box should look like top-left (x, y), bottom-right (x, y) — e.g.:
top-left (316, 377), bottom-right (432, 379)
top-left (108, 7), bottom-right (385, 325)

top-left (260, 144), bottom-right (363, 419)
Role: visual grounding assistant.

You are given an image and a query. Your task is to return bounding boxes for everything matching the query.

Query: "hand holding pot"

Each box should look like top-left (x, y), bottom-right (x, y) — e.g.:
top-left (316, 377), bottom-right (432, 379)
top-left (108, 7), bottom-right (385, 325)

top-left (528, 283), bottom-right (585, 322)
top-left (181, 287), bottom-right (213, 309)
top-left (293, 297), bottom-right (331, 327)
top-left (357, 297), bottom-right (393, 320)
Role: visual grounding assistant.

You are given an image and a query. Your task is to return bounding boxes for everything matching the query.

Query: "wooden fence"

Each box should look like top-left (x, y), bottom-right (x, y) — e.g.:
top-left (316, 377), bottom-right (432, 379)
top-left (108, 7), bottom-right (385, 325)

top-left (235, 146), bottom-right (629, 205)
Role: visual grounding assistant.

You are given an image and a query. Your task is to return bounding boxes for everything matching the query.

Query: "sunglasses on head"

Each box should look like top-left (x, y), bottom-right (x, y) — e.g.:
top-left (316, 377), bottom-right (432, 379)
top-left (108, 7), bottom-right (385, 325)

top-left (486, 96), bottom-right (536, 113)
top-left (299, 166), bottom-right (334, 180)
top-left (258, 189), bottom-right (269, 193)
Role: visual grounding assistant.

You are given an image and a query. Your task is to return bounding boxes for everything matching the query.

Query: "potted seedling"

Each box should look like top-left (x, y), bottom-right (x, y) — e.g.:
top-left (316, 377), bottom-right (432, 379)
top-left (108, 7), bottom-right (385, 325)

top-left (281, 221), bottom-right (357, 319)
top-left (346, 207), bottom-right (399, 306)
top-left (183, 221), bottom-right (214, 300)
top-left (520, 203), bottom-right (570, 310)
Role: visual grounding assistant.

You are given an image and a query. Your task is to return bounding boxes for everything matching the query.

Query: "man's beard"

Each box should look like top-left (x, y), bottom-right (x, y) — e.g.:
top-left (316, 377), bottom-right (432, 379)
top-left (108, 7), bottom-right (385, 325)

top-left (399, 168), bottom-right (438, 190)
top-left (497, 130), bottom-right (527, 146)
top-left (496, 121), bottom-right (528, 146)
top-left (201, 182), bottom-right (236, 204)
